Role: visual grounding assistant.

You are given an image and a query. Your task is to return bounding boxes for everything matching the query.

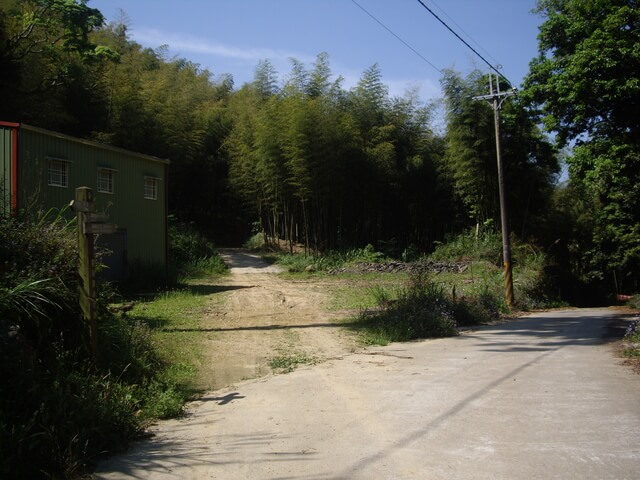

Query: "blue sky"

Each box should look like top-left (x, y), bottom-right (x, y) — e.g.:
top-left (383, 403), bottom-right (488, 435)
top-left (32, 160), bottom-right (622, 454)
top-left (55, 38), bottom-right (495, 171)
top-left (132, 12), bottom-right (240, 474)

top-left (89, 0), bottom-right (543, 102)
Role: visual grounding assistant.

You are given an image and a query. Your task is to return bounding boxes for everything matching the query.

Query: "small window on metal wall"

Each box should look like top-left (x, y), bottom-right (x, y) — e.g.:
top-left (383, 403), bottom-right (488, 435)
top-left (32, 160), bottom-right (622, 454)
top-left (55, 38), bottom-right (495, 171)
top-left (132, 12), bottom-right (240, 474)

top-left (97, 168), bottom-right (116, 194)
top-left (144, 176), bottom-right (159, 200)
top-left (47, 158), bottom-right (69, 188)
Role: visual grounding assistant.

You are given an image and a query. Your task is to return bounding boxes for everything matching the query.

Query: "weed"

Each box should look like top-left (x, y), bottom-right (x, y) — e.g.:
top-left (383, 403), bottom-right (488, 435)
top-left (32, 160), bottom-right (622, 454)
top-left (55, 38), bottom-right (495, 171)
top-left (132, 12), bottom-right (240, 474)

top-left (269, 353), bottom-right (315, 373)
top-left (621, 321), bottom-right (640, 359)
top-left (275, 244), bottom-right (387, 273)
top-left (352, 271), bottom-right (501, 345)
top-left (0, 212), bottom-right (203, 478)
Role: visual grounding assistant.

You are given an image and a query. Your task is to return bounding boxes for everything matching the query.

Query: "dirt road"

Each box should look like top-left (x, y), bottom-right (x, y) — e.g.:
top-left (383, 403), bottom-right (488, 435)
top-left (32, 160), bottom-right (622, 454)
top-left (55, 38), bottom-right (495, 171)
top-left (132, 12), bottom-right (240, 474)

top-left (95, 256), bottom-right (640, 479)
top-left (193, 249), bottom-right (360, 390)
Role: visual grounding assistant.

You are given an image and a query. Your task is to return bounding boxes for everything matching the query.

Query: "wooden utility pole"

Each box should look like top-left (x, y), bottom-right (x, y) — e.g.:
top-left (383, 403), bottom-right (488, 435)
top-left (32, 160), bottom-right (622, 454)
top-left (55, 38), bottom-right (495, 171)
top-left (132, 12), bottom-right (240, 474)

top-left (473, 72), bottom-right (516, 308)
top-left (71, 187), bottom-right (117, 364)
top-left (73, 187), bottom-right (98, 362)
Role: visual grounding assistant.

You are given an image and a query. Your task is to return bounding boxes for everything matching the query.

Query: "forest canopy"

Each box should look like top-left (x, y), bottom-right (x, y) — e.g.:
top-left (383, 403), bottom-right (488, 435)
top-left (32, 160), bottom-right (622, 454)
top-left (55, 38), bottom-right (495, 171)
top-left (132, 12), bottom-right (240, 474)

top-left (1, 0), bottom-right (638, 299)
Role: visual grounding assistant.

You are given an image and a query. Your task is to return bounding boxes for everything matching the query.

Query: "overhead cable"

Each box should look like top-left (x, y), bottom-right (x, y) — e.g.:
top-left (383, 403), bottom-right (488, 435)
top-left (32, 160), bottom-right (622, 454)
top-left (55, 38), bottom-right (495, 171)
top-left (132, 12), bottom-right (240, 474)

top-left (414, 0), bottom-right (513, 87)
top-left (428, 0), bottom-right (502, 67)
top-left (351, 0), bottom-right (442, 75)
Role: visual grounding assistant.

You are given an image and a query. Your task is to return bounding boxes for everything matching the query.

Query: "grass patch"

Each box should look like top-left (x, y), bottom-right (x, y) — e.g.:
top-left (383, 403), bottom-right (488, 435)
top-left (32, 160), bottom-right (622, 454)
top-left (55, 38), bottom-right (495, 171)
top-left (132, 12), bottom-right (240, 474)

top-left (125, 288), bottom-right (213, 390)
top-left (269, 353), bottom-right (316, 373)
top-left (350, 272), bottom-right (501, 346)
top-left (430, 233), bottom-right (565, 311)
top-left (275, 244), bottom-right (386, 273)
top-left (329, 276), bottom-right (406, 311)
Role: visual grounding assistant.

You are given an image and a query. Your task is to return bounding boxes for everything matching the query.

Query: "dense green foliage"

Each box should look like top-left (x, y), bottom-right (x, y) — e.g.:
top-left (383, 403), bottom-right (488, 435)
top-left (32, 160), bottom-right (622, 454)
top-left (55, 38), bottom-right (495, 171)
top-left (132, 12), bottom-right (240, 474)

top-left (353, 271), bottom-right (501, 345)
top-left (2, 1), bottom-right (638, 303)
top-left (226, 60), bottom-right (454, 251)
top-left (0, 212), bottom-right (203, 478)
top-left (168, 219), bottom-right (227, 280)
top-left (10, 1), bottom-right (639, 476)
top-left (441, 69), bottom-right (559, 238)
top-left (524, 0), bottom-right (640, 295)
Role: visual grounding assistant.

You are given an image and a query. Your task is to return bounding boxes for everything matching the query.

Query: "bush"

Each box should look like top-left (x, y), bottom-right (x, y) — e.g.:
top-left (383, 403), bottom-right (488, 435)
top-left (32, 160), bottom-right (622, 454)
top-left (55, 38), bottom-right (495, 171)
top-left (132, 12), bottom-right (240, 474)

top-left (354, 272), bottom-right (501, 345)
top-left (430, 229), bottom-right (502, 264)
top-left (430, 229), bottom-right (563, 310)
top-left (276, 244), bottom-right (386, 273)
top-left (0, 212), bottom-right (189, 478)
top-left (169, 218), bottom-right (227, 279)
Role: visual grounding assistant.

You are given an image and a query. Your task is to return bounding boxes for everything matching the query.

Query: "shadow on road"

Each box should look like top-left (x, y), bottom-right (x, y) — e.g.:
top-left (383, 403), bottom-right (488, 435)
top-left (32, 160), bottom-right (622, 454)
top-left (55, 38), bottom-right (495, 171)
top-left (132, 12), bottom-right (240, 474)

top-left (468, 311), bottom-right (636, 353)
top-left (162, 321), bottom-right (356, 333)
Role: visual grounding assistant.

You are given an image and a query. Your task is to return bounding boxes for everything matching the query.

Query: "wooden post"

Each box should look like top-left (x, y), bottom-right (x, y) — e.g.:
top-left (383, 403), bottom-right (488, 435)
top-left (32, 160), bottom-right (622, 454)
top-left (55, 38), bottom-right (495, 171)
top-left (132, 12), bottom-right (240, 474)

top-left (74, 187), bottom-right (98, 363)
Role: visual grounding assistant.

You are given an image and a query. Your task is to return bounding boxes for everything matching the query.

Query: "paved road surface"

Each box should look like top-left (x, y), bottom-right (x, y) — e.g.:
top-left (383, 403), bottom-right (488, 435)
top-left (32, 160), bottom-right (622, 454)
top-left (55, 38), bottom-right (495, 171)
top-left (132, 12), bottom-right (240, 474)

top-left (95, 308), bottom-right (639, 479)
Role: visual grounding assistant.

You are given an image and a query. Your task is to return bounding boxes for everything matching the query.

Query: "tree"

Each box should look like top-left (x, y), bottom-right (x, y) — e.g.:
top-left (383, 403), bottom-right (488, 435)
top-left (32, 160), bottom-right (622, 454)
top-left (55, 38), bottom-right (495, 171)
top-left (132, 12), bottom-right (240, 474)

top-left (441, 69), bottom-right (497, 232)
top-left (225, 58), bottom-right (450, 252)
top-left (442, 69), bottom-right (558, 239)
top-left (0, 0), bottom-right (117, 130)
top-left (524, 0), bottom-right (640, 292)
top-left (252, 59), bottom-right (279, 99)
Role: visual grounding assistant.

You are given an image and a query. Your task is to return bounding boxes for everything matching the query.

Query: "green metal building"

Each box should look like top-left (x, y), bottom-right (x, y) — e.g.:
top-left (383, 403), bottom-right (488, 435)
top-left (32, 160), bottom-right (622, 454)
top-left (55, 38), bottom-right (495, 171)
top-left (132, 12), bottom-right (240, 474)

top-left (1, 121), bottom-right (169, 279)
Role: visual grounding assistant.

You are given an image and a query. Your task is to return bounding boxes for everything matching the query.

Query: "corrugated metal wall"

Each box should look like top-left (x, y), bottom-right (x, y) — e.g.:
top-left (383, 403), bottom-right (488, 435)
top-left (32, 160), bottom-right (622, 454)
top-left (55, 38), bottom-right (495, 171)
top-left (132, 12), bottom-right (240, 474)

top-left (17, 126), bottom-right (168, 271)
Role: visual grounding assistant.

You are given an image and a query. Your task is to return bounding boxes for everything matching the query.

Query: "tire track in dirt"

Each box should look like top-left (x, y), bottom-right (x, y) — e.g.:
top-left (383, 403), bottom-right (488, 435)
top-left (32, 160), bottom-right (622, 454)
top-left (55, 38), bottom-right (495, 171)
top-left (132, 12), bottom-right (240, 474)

top-left (195, 250), bottom-right (360, 390)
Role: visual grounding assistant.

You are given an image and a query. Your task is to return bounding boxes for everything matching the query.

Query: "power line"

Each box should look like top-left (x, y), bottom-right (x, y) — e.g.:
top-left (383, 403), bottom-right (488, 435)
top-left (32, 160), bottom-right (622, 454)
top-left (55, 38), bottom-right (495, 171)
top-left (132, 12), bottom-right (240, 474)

top-left (350, 0), bottom-right (442, 75)
top-left (414, 0), bottom-right (513, 87)
top-left (428, 0), bottom-right (502, 67)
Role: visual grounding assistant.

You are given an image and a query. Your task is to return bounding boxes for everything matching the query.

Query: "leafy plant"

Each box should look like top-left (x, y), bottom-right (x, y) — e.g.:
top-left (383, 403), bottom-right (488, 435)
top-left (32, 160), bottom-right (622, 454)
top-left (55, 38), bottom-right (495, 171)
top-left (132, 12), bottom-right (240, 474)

top-left (169, 219), bottom-right (227, 280)
top-left (0, 211), bottom-right (200, 478)
top-left (269, 353), bottom-right (315, 373)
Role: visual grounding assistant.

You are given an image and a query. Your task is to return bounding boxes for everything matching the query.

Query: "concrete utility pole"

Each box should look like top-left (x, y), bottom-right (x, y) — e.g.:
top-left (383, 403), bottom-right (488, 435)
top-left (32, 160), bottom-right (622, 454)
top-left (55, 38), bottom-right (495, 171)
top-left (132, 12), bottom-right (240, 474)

top-left (473, 71), bottom-right (516, 308)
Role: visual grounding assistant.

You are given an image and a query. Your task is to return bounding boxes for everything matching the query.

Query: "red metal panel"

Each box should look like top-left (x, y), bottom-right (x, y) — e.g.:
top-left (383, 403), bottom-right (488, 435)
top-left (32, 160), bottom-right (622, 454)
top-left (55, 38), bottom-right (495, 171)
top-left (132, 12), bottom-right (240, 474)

top-left (10, 125), bottom-right (18, 213)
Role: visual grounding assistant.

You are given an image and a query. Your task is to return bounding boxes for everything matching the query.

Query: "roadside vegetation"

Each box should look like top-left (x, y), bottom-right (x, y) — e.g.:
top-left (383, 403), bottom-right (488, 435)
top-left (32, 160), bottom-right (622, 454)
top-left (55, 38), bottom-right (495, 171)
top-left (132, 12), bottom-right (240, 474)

top-left (620, 296), bottom-right (640, 368)
top-left (263, 229), bottom-right (562, 346)
top-left (0, 212), bottom-right (226, 479)
top-left (1, 0), bottom-right (639, 477)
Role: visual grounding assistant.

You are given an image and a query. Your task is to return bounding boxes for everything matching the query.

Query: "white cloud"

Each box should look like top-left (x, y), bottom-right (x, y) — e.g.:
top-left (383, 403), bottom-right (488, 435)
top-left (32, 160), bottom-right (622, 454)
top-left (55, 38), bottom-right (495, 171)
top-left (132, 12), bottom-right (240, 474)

top-left (133, 27), bottom-right (313, 64)
top-left (127, 27), bottom-right (443, 104)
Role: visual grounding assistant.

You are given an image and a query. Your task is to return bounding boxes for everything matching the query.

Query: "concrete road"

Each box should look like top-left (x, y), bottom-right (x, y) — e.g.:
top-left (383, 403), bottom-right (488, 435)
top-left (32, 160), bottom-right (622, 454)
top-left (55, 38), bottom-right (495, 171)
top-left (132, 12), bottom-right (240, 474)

top-left (95, 308), bottom-right (640, 479)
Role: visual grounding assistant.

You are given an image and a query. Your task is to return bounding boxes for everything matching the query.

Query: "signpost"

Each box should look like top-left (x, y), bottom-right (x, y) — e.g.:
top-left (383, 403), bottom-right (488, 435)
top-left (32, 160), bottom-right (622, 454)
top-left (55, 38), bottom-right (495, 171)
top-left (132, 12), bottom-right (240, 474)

top-left (70, 187), bottom-right (117, 364)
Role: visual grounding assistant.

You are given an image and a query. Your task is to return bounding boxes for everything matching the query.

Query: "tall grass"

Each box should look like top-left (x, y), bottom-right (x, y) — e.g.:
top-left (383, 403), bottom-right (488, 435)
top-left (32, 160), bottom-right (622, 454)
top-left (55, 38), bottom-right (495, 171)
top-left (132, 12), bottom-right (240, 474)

top-left (352, 271), bottom-right (501, 345)
top-left (276, 244), bottom-right (386, 273)
top-left (430, 229), bottom-right (563, 310)
top-left (0, 211), bottom-right (200, 478)
top-left (169, 218), bottom-right (227, 280)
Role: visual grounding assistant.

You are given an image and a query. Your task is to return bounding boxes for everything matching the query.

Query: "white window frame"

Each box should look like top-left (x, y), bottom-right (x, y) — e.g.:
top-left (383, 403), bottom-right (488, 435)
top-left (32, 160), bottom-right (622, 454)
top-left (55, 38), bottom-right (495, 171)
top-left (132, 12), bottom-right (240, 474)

top-left (47, 157), bottom-right (70, 188)
top-left (97, 168), bottom-right (116, 194)
top-left (144, 176), bottom-right (160, 200)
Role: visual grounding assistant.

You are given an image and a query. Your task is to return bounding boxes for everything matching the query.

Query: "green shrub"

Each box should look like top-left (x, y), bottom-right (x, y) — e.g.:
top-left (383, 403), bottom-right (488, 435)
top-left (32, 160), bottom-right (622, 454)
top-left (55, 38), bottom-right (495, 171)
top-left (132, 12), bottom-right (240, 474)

top-left (244, 231), bottom-right (268, 250)
top-left (430, 229), bottom-right (502, 264)
top-left (354, 272), bottom-right (501, 345)
top-left (355, 273), bottom-right (457, 344)
top-left (0, 212), bottom-right (192, 478)
top-left (628, 294), bottom-right (640, 310)
top-left (276, 244), bottom-right (387, 273)
top-left (430, 229), bottom-right (563, 310)
top-left (0, 341), bottom-right (144, 479)
top-left (168, 218), bottom-right (227, 279)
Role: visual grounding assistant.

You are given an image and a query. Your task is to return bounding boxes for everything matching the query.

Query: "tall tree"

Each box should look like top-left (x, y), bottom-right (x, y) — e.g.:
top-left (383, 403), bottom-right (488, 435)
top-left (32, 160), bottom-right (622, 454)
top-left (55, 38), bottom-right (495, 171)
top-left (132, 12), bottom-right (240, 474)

top-left (524, 0), bottom-right (640, 292)
top-left (0, 0), bottom-right (116, 131)
top-left (442, 69), bottom-right (558, 239)
top-left (441, 69), bottom-right (497, 232)
top-left (252, 59), bottom-right (279, 99)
